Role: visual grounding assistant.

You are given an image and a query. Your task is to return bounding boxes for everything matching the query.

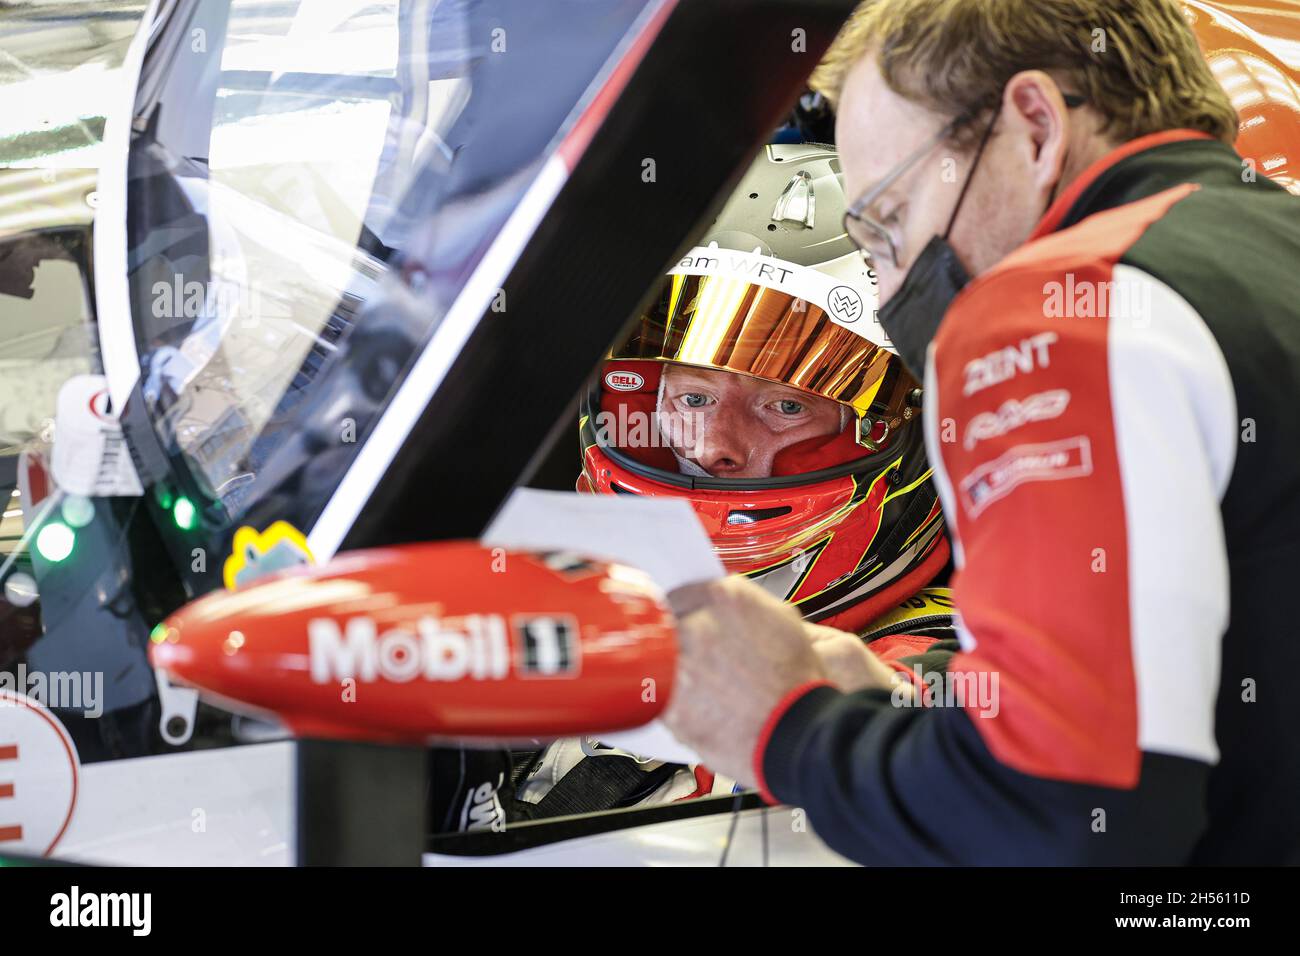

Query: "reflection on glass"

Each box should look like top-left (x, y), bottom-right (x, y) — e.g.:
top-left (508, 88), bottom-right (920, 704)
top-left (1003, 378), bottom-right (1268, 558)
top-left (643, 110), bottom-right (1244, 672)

top-left (133, 0), bottom-right (474, 516)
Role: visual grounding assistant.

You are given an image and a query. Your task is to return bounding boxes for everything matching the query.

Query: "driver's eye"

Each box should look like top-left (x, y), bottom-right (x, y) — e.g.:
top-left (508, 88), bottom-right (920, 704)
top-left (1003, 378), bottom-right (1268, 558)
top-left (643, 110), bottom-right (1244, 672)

top-left (681, 393), bottom-right (710, 408)
top-left (775, 400), bottom-right (804, 415)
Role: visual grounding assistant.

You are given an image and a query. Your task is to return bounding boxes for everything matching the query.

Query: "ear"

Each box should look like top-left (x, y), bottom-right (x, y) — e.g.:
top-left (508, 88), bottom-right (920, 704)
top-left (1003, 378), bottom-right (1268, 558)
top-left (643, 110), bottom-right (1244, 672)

top-left (1000, 70), bottom-right (1070, 194)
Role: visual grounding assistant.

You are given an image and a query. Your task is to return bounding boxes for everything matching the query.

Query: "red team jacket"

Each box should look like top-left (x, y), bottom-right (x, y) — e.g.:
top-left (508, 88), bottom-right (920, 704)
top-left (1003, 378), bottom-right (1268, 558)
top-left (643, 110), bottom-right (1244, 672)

top-left (758, 130), bottom-right (1300, 864)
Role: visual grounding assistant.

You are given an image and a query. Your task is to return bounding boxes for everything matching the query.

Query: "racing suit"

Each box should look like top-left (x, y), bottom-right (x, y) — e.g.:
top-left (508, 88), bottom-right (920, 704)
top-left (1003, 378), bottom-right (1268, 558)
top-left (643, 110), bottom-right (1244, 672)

top-left (756, 130), bottom-right (1300, 864)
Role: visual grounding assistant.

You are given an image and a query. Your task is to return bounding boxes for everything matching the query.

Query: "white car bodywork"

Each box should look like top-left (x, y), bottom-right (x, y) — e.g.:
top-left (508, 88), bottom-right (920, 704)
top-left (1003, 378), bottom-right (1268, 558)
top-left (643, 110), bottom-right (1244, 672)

top-left (49, 741), bottom-right (854, 867)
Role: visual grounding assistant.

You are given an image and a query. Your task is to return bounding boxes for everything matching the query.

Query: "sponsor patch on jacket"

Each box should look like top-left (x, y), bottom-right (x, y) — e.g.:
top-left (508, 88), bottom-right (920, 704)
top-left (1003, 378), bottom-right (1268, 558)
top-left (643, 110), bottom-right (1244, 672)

top-left (963, 388), bottom-right (1071, 449)
top-left (962, 332), bottom-right (1058, 397)
top-left (959, 435), bottom-right (1093, 517)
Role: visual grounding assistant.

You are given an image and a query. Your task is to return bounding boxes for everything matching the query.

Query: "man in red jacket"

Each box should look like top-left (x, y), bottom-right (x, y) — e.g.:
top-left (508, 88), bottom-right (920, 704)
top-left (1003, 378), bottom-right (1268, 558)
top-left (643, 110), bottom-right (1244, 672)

top-left (663, 0), bottom-right (1300, 864)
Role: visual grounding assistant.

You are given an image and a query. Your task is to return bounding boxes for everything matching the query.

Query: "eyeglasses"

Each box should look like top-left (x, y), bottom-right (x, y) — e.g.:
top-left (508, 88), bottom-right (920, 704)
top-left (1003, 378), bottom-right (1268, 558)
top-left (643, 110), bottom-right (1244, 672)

top-left (842, 94), bottom-right (1086, 269)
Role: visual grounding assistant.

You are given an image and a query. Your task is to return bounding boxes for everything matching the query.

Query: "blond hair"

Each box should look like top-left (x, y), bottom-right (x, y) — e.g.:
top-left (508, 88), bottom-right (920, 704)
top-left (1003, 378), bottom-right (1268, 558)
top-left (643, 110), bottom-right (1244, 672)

top-left (811, 0), bottom-right (1237, 146)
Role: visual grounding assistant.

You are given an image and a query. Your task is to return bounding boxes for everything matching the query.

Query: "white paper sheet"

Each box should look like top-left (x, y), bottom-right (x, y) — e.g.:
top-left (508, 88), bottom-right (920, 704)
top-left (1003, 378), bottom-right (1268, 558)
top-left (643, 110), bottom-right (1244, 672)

top-left (483, 488), bottom-right (724, 591)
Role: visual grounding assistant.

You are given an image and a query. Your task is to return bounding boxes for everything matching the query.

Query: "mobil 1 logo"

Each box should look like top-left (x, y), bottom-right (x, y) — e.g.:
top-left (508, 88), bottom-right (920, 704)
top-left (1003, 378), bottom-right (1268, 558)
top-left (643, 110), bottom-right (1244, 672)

top-left (516, 616), bottom-right (579, 677)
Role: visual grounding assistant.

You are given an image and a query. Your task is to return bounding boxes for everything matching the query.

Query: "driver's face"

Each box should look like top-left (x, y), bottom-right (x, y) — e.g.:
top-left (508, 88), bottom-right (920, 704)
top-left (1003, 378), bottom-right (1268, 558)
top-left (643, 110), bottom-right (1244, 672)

top-left (657, 365), bottom-right (844, 479)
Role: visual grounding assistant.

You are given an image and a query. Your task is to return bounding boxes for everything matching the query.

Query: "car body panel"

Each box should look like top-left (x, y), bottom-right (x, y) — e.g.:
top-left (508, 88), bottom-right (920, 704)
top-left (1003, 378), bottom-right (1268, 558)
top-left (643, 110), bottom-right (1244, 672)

top-left (54, 739), bottom-right (854, 867)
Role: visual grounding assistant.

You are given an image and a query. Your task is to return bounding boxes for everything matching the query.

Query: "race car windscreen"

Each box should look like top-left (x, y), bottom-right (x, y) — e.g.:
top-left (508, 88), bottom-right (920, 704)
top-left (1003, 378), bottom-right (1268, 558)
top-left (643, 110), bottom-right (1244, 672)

top-left (125, 0), bottom-right (658, 586)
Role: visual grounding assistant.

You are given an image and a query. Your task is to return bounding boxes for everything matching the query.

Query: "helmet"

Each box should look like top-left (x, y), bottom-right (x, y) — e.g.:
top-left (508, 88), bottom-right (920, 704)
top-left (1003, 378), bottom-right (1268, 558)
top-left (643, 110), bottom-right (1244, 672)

top-left (579, 144), bottom-right (948, 632)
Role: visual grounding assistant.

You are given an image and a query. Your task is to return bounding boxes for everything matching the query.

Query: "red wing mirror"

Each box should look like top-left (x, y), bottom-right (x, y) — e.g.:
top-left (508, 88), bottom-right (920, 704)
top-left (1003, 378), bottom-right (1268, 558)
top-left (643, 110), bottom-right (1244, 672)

top-left (149, 543), bottom-right (676, 743)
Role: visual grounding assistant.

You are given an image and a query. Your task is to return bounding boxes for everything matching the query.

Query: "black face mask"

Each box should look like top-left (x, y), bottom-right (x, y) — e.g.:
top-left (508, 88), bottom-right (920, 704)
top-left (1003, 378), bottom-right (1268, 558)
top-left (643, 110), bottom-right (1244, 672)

top-left (876, 235), bottom-right (971, 379)
top-left (876, 106), bottom-right (1001, 380)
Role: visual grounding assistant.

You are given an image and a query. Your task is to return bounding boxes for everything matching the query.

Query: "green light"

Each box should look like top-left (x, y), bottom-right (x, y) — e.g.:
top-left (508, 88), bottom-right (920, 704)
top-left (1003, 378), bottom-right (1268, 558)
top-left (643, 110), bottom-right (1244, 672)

top-left (35, 522), bottom-right (75, 562)
top-left (61, 494), bottom-right (95, 529)
top-left (172, 496), bottom-right (196, 531)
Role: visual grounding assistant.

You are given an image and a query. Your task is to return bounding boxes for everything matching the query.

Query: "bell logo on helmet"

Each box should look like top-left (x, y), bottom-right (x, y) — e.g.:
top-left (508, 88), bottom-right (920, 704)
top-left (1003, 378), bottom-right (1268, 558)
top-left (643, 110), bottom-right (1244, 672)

top-left (308, 615), bottom-right (511, 683)
top-left (604, 370), bottom-right (645, 392)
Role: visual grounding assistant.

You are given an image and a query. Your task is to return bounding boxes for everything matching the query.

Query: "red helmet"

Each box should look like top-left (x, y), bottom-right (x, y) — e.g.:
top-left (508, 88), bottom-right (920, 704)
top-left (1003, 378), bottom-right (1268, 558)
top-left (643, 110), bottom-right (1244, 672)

top-left (578, 145), bottom-right (948, 633)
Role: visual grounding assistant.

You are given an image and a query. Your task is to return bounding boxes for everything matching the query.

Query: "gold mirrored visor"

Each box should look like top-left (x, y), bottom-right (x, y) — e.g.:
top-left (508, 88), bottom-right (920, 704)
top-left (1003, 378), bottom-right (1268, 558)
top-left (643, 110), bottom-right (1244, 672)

top-left (609, 272), bottom-right (914, 423)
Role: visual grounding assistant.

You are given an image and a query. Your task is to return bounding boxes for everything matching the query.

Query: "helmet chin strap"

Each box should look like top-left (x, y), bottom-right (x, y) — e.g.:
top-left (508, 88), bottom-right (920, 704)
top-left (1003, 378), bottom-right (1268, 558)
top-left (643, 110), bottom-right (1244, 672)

top-left (671, 449), bottom-right (714, 478)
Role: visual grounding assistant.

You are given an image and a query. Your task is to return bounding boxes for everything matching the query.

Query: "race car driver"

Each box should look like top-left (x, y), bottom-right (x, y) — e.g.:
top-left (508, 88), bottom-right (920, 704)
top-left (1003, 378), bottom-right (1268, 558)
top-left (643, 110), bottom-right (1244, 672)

top-left (502, 143), bottom-right (958, 818)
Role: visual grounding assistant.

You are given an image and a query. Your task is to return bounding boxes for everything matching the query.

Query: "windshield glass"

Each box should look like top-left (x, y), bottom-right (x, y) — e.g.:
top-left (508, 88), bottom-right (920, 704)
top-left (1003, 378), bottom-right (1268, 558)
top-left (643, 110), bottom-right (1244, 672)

top-left (130, 0), bottom-right (462, 520)
top-left (124, 0), bottom-right (651, 582)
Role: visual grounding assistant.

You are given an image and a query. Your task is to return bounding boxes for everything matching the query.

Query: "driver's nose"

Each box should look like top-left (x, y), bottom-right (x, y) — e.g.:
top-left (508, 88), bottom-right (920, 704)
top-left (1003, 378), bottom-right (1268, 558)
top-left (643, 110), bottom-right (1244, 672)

top-left (694, 404), bottom-right (763, 477)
